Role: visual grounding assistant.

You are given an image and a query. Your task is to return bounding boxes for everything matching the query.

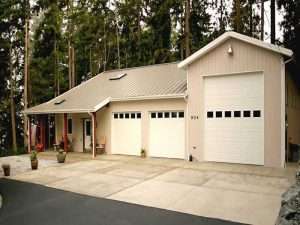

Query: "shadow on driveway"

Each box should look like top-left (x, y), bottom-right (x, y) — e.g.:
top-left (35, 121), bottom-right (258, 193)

top-left (0, 179), bottom-right (248, 225)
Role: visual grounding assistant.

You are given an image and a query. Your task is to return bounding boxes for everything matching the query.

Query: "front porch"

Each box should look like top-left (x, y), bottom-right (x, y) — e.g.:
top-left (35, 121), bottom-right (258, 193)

top-left (27, 110), bottom-right (105, 158)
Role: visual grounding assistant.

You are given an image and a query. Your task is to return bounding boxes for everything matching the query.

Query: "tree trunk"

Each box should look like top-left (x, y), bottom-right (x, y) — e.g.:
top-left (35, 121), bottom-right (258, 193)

top-left (270, 0), bottom-right (276, 43)
top-left (9, 44), bottom-right (17, 153)
top-left (236, 0), bottom-right (241, 33)
top-left (220, 0), bottom-right (225, 32)
top-left (184, 0), bottom-right (191, 57)
top-left (261, 0), bottom-right (264, 40)
top-left (24, 17), bottom-right (29, 148)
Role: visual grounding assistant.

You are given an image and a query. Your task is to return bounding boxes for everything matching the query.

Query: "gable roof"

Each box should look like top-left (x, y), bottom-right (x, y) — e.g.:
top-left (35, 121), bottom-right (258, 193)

top-left (24, 62), bottom-right (187, 114)
top-left (178, 31), bottom-right (293, 69)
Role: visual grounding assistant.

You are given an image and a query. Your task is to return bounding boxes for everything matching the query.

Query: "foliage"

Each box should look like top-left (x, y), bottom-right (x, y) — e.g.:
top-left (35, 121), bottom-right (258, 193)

top-left (30, 150), bottom-right (37, 161)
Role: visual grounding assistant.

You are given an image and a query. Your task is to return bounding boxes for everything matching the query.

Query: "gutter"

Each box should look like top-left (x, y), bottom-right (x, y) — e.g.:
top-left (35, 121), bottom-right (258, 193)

top-left (23, 93), bottom-right (187, 115)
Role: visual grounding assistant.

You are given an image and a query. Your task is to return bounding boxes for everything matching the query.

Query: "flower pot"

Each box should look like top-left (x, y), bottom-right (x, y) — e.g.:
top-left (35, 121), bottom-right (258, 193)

top-left (141, 151), bottom-right (146, 158)
top-left (57, 152), bottom-right (66, 163)
top-left (31, 159), bottom-right (38, 170)
top-left (2, 164), bottom-right (10, 176)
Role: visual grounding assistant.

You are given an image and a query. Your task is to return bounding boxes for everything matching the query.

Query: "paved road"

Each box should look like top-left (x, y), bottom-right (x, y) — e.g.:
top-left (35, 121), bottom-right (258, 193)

top-left (0, 179), bottom-right (246, 225)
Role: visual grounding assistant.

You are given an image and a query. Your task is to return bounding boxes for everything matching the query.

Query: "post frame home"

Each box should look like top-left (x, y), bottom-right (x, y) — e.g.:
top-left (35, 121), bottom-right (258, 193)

top-left (24, 32), bottom-right (300, 168)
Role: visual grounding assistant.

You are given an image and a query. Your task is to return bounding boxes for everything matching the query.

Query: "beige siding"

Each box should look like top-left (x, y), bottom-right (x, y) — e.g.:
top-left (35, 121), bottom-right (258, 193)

top-left (55, 99), bottom-right (186, 154)
top-left (187, 38), bottom-right (284, 167)
top-left (287, 74), bottom-right (300, 145)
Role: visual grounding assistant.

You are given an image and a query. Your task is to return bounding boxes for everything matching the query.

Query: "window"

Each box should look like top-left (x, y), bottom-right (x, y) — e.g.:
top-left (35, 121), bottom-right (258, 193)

top-left (151, 112), bottom-right (156, 118)
top-left (157, 112), bottom-right (163, 118)
top-left (207, 111), bottom-right (214, 118)
top-left (243, 110), bottom-right (251, 117)
top-left (68, 118), bottom-right (72, 134)
top-left (225, 111), bottom-right (231, 118)
top-left (216, 111), bottom-right (222, 118)
top-left (131, 113), bottom-right (136, 119)
top-left (114, 113), bottom-right (118, 119)
top-left (125, 113), bottom-right (130, 119)
top-left (234, 111), bottom-right (241, 118)
top-left (171, 112), bottom-right (177, 118)
top-left (253, 110), bottom-right (261, 117)
top-left (137, 113), bottom-right (141, 119)
top-left (119, 113), bottom-right (124, 119)
top-left (164, 112), bottom-right (170, 118)
top-left (86, 121), bottom-right (91, 136)
top-left (178, 112), bottom-right (184, 118)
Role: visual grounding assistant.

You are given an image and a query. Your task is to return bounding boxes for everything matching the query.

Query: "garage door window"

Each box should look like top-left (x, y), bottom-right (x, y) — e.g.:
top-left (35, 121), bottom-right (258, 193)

top-left (216, 111), bottom-right (222, 118)
top-left (243, 110), bottom-right (251, 117)
top-left (253, 110), bottom-right (261, 117)
top-left (234, 111), bottom-right (241, 117)
top-left (150, 111), bottom-right (184, 119)
top-left (113, 112), bottom-right (141, 119)
top-left (225, 111), bottom-right (231, 118)
top-left (207, 111), bottom-right (214, 118)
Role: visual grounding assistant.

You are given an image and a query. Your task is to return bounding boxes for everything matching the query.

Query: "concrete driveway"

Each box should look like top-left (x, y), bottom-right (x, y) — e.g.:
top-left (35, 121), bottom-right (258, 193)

top-left (1, 152), bottom-right (298, 225)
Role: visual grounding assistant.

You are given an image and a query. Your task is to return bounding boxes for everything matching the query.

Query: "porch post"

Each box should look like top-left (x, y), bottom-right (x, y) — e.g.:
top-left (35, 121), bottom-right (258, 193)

top-left (63, 113), bottom-right (68, 152)
top-left (27, 115), bottom-right (31, 153)
top-left (92, 112), bottom-right (96, 158)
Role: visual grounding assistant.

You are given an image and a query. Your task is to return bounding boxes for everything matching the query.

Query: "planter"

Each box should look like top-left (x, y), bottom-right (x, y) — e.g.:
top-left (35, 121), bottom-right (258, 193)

top-left (57, 151), bottom-right (66, 163)
top-left (2, 164), bottom-right (10, 176)
top-left (31, 160), bottom-right (38, 170)
top-left (141, 149), bottom-right (146, 158)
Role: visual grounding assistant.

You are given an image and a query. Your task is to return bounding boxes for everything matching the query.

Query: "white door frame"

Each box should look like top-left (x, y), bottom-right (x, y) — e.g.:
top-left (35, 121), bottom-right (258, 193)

top-left (83, 118), bottom-right (92, 150)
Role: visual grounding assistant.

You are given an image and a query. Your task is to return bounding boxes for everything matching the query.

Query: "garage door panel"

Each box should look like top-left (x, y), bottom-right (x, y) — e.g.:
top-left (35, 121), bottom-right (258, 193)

top-left (149, 112), bottom-right (185, 159)
top-left (204, 73), bottom-right (264, 165)
top-left (111, 112), bottom-right (141, 156)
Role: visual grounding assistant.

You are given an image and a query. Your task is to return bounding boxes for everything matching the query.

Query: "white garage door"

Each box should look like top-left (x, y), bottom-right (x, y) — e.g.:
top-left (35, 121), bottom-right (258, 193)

top-left (111, 112), bottom-right (142, 156)
top-left (149, 111), bottom-right (185, 159)
top-left (203, 73), bottom-right (264, 165)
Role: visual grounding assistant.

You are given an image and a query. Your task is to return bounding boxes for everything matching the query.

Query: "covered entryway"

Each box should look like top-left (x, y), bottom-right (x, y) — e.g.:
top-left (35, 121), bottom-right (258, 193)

top-left (203, 73), bottom-right (264, 165)
top-left (148, 111), bottom-right (185, 159)
top-left (111, 112), bottom-right (142, 156)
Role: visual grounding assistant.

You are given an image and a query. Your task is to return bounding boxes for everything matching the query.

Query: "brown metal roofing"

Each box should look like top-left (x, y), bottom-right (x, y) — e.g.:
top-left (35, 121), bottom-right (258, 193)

top-left (25, 62), bottom-right (187, 114)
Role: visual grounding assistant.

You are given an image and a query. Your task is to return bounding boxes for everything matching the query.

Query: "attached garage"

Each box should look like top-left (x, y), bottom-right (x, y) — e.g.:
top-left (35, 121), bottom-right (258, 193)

top-left (178, 31), bottom-right (293, 167)
top-left (111, 112), bottom-right (142, 156)
top-left (203, 73), bottom-right (264, 165)
top-left (148, 111), bottom-right (185, 159)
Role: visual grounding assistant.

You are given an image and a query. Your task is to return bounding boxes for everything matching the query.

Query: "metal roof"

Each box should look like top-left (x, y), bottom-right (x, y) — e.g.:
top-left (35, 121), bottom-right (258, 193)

top-left (25, 62), bottom-right (187, 114)
top-left (178, 31), bottom-right (293, 69)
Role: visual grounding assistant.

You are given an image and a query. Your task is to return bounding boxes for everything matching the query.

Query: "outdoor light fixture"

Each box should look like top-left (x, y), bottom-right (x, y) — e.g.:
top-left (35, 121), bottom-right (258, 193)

top-left (228, 44), bottom-right (233, 55)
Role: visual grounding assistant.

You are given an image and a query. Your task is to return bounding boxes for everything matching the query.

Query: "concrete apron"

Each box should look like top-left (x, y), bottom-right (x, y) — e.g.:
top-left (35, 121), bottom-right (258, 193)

top-left (5, 155), bottom-right (297, 225)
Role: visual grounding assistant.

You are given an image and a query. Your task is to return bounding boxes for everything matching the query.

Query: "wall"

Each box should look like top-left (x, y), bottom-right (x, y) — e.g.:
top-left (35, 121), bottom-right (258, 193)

top-left (287, 73), bottom-right (300, 145)
top-left (55, 98), bottom-right (186, 154)
top-left (187, 38), bottom-right (284, 167)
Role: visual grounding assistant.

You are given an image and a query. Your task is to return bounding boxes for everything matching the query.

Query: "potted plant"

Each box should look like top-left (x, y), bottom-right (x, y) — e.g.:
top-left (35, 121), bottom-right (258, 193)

top-left (141, 148), bottom-right (146, 158)
top-left (57, 149), bottom-right (66, 163)
top-left (2, 164), bottom-right (10, 176)
top-left (30, 151), bottom-right (38, 170)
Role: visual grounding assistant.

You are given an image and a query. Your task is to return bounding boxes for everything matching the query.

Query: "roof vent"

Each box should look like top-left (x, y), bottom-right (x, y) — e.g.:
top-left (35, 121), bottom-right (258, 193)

top-left (109, 73), bottom-right (127, 80)
top-left (54, 99), bottom-right (66, 105)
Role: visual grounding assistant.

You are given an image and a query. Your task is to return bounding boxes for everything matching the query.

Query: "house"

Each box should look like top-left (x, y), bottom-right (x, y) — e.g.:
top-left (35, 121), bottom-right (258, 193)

top-left (24, 32), bottom-right (300, 168)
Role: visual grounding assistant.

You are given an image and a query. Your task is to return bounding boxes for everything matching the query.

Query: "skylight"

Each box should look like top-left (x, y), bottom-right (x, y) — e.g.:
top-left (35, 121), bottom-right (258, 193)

top-left (54, 99), bottom-right (66, 105)
top-left (109, 73), bottom-right (127, 80)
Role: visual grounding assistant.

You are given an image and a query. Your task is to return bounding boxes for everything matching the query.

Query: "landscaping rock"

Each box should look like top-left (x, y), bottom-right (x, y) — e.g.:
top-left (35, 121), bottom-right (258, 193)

top-left (276, 170), bottom-right (300, 225)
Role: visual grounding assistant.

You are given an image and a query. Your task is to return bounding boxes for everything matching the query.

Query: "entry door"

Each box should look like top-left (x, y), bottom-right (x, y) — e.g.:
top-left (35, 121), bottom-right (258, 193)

top-left (84, 119), bottom-right (92, 150)
top-left (203, 73), bottom-right (264, 165)
top-left (111, 112), bottom-right (142, 156)
top-left (149, 111), bottom-right (185, 159)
